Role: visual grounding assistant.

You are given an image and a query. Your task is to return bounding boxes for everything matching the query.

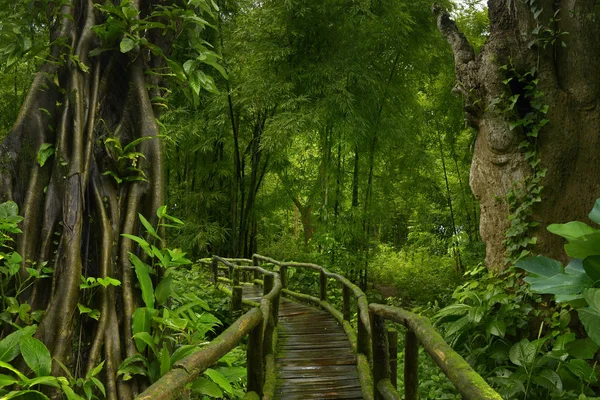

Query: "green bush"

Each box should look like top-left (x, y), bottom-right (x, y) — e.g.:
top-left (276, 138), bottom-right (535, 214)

top-left (370, 243), bottom-right (461, 305)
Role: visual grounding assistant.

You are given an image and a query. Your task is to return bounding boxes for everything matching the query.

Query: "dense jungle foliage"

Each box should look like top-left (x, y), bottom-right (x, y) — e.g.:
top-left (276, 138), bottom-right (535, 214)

top-left (1, 0), bottom-right (600, 399)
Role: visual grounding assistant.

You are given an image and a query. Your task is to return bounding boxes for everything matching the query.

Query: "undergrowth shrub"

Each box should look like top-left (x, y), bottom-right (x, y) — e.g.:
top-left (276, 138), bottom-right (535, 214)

top-left (371, 243), bottom-right (461, 305)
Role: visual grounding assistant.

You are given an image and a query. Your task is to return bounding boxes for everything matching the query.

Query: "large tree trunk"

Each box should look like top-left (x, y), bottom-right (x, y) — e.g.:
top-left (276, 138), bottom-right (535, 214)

top-left (435, 1), bottom-right (600, 268)
top-left (0, 0), bottom-right (178, 397)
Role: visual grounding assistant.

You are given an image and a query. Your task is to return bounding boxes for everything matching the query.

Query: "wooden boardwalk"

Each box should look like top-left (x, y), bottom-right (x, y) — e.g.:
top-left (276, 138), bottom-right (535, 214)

top-left (241, 284), bottom-right (364, 399)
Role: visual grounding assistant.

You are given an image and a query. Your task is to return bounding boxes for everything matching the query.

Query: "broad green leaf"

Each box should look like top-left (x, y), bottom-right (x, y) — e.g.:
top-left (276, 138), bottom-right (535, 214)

top-left (159, 344), bottom-right (170, 377)
top-left (170, 345), bottom-right (199, 365)
top-left (132, 307), bottom-right (158, 352)
top-left (1, 390), bottom-right (49, 400)
top-left (584, 288), bottom-right (600, 311)
top-left (516, 255), bottom-right (563, 277)
top-left (183, 59), bottom-right (195, 76)
top-left (216, 366), bottom-right (246, 383)
top-left (547, 221), bottom-right (598, 241)
top-left (564, 232), bottom-right (600, 259)
top-left (509, 339), bottom-right (536, 367)
top-left (189, 70), bottom-right (203, 96)
top-left (0, 201), bottom-right (21, 222)
top-left (155, 273), bottom-right (172, 306)
top-left (578, 307), bottom-right (600, 346)
top-left (152, 316), bottom-right (188, 331)
top-left (156, 205), bottom-right (167, 218)
top-left (61, 382), bottom-right (84, 400)
top-left (19, 336), bottom-right (51, 377)
top-left (204, 368), bottom-right (233, 394)
top-left (524, 271), bottom-right (593, 296)
top-left (91, 377), bottom-right (106, 397)
top-left (0, 361), bottom-right (28, 381)
top-left (583, 255), bottom-right (600, 283)
top-left (565, 338), bottom-right (599, 359)
top-left (191, 377), bottom-right (222, 398)
top-left (531, 369), bottom-right (562, 392)
top-left (0, 325), bottom-right (36, 362)
top-left (589, 198), bottom-right (600, 224)
top-left (26, 376), bottom-right (61, 388)
top-left (486, 320), bottom-right (506, 338)
top-left (564, 359), bottom-right (597, 382)
top-left (36, 143), bottom-right (55, 167)
top-left (132, 332), bottom-right (157, 356)
top-left (130, 253), bottom-right (155, 309)
top-left (120, 36), bottom-right (137, 53)
top-left (0, 374), bottom-right (18, 388)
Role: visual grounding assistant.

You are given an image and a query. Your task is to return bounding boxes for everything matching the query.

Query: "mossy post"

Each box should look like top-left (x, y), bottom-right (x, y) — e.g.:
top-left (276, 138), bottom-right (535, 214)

top-left (358, 313), bottom-right (370, 358)
top-left (320, 269), bottom-right (327, 301)
top-left (342, 284), bottom-right (351, 321)
top-left (370, 311), bottom-right (390, 400)
top-left (247, 318), bottom-right (265, 395)
top-left (252, 255), bottom-right (260, 281)
top-left (404, 329), bottom-right (418, 400)
top-left (212, 257), bottom-right (218, 285)
top-left (388, 329), bottom-right (398, 389)
top-left (280, 265), bottom-right (287, 289)
top-left (231, 286), bottom-right (242, 317)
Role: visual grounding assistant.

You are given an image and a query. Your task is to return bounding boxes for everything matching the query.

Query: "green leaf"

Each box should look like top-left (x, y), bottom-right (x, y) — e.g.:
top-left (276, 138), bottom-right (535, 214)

top-left (159, 344), bottom-right (170, 377)
top-left (156, 205), bottom-right (167, 219)
top-left (0, 374), bottom-right (19, 388)
top-left (509, 339), bottom-right (536, 367)
top-left (0, 325), bottom-right (36, 362)
top-left (532, 369), bottom-right (562, 392)
top-left (0, 361), bottom-right (28, 381)
top-left (120, 36), bottom-right (137, 53)
top-left (132, 307), bottom-right (158, 352)
top-left (132, 332), bottom-right (157, 356)
top-left (155, 273), bottom-right (172, 306)
top-left (589, 198), bottom-right (600, 224)
top-left (584, 255), bottom-right (600, 283)
top-left (61, 382), bottom-right (84, 400)
top-left (170, 345), bottom-right (199, 365)
top-left (564, 232), bottom-right (600, 259)
top-left (516, 255), bottom-right (563, 277)
top-left (91, 377), bottom-right (106, 397)
top-left (18, 336), bottom-right (51, 377)
top-left (204, 368), bottom-right (233, 394)
top-left (524, 271), bottom-right (593, 297)
top-left (547, 221), bottom-right (599, 242)
top-left (486, 320), bottom-right (506, 338)
top-left (565, 338), bottom-right (599, 359)
top-left (86, 361), bottom-right (105, 379)
top-left (130, 253), bottom-right (155, 309)
top-left (564, 359), bottom-right (597, 382)
top-left (189, 70), bottom-right (203, 95)
top-left (584, 288), bottom-right (600, 312)
top-left (121, 234), bottom-right (152, 257)
top-left (191, 377), bottom-right (223, 398)
top-left (37, 144), bottom-right (55, 167)
top-left (138, 213), bottom-right (161, 241)
top-left (1, 390), bottom-right (49, 400)
top-left (26, 376), bottom-right (61, 388)
top-left (578, 307), bottom-right (600, 346)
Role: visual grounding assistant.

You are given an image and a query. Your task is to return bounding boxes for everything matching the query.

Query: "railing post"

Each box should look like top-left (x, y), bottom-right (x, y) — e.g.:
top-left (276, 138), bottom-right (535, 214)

top-left (232, 267), bottom-right (240, 286)
top-left (253, 255), bottom-right (260, 281)
top-left (231, 286), bottom-right (242, 317)
top-left (404, 329), bottom-right (418, 400)
top-left (371, 311), bottom-right (390, 400)
top-left (342, 284), bottom-right (350, 321)
top-left (263, 274), bottom-right (273, 296)
top-left (388, 329), bottom-right (398, 389)
top-left (320, 269), bottom-right (327, 301)
top-left (211, 257), bottom-right (218, 285)
top-left (358, 316), bottom-right (369, 357)
top-left (247, 320), bottom-right (264, 395)
top-left (280, 265), bottom-right (287, 289)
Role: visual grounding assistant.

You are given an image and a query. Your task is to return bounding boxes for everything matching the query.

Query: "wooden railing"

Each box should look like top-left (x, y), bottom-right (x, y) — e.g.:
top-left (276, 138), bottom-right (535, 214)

top-left (136, 256), bottom-right (281, 400)
top-left (137, 254), bottom-right (502, 400)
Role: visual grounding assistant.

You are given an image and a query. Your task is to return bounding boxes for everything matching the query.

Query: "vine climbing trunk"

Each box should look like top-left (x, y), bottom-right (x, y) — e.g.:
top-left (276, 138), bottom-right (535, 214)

top-left (435, 1), bottom-right (600, 268)
top-left (0, 0), bottom-right (180, 398)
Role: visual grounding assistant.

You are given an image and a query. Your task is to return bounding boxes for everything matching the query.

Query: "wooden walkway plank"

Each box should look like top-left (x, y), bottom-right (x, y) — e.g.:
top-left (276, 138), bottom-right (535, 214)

top-left (241, 284), bottom-right (364, 399)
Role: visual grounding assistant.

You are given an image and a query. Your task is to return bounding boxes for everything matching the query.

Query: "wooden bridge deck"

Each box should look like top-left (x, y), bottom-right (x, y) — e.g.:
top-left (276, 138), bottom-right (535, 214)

top-left (241, 284), bottom-right (364, 399)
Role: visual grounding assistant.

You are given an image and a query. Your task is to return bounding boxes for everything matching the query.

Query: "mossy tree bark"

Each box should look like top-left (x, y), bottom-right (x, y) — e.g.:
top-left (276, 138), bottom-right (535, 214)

top-left (0, 1), bottom-right (176, 398)
top-left (435, 1), bottom-right (600, 268)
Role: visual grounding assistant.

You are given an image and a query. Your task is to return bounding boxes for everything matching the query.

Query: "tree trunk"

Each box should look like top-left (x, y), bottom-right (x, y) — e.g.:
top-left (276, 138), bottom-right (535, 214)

top-left (435, 1), bottom-right (600, 268)
top-left (0, 0), bottom-right (186, 397)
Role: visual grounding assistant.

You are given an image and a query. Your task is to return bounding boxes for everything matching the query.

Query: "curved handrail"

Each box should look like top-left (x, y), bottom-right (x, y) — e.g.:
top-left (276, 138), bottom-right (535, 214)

top-left (137, 256), bottom-right (283, 400)
top-left (251, 254), bottom-right (501, 400)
